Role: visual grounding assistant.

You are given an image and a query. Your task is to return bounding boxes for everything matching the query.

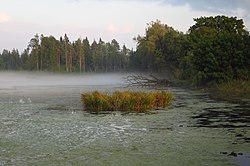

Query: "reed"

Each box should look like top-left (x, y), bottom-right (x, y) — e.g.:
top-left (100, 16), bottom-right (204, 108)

top-left (153, 91), bottom-right (173, 108)
top-left (81, 90), bottom-right (173, 113)
top-left (214, 80), bottom-right (250, 102)
top-left (81, 91), bottom-right (111, 113)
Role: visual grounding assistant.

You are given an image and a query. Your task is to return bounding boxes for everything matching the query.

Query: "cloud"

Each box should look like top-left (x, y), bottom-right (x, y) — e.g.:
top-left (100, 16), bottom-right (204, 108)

top-left (108, 25), bottom-right (118, 33)
top-left (0, 13), bottom-right (11, 23)
top-left (160, 0), bottom-right (250, 12)
top-left (159, 0), bottom-right (250, 29)
top-left (68, 0), bottom-right (250, 11)
top-left (107, 24), bottom-right (133, 34)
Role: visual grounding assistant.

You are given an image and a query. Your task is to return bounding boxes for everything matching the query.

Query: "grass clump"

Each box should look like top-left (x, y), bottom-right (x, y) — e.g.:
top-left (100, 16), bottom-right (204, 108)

top-left (81, 91), bottom-right (111, 113)
top-left (81, 91), bottom-right (173, 113)
top-left (153, 91), bottom-right (173, 109)
top-left (214, 80), bottom-right (250, 102)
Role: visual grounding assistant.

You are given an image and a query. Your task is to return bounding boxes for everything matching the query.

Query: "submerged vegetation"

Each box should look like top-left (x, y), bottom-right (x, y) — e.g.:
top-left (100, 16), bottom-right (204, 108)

top-left (81, 91), bottom-right (173, 113)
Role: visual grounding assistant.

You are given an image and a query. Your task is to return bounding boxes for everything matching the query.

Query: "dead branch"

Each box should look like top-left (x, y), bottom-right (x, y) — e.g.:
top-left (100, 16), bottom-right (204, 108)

top-left (124, 73), bottom-right (169, 87)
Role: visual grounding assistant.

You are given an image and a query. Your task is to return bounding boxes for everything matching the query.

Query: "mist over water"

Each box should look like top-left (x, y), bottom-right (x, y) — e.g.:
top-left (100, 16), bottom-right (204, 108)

top-left (0, 71), bottom-right (127, 111)
top-left (0, 71), bottom-right (126, 89)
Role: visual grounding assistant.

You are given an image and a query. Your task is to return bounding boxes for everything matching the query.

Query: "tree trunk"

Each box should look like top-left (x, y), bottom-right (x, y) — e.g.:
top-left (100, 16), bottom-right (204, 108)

top-left (36, 50), bottom-right (39, 71)
top-left (65, 42), bottom-right (68, 72)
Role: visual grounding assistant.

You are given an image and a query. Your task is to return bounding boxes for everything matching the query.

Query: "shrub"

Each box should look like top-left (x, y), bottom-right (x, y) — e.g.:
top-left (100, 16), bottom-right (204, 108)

top-left (81, 91), bottom-right (173, 113)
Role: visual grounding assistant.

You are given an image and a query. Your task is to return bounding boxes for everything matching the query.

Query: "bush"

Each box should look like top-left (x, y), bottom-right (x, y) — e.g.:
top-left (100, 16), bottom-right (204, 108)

top-left (81, 91), bottom-right (173, 113)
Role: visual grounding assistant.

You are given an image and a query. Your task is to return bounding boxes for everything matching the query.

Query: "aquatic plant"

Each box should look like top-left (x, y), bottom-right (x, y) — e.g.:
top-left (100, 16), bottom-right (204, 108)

top-left (214, 80), bottom-right (250, 102)
top-left (81, 91), bottom-right (111, 113)
top-left (111, 91), bottom-right (134, 112)
top-left (81, 91), bottom-right (173, 113)
top-left (153, 91), bottom-right (173, 108)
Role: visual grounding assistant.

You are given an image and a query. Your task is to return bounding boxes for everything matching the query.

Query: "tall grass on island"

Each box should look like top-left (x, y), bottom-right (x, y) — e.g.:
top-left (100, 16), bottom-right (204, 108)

top-left (213, 80), bottom-right (250, 103)
top-left (81, 91), bottom-right (173, 113)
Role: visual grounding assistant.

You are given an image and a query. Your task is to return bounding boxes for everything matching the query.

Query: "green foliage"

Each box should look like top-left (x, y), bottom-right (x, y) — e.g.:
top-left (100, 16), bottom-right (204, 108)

top-left (177, 51), bottom-right (195, 80)
top-left (0, 57), bottom-right (3, 69)
top-left (132, 20), bottom-right (188, 72)
top-left (0, 49), bottom-right (20, 70)
top-left (0, 34), bottom-right (131, 73)
top-left (81, 91), bottom-right (173, 113)
top-left (131, 16), bottom-right (250, 86)
top-left (189, 15), bottom-right (250, 85)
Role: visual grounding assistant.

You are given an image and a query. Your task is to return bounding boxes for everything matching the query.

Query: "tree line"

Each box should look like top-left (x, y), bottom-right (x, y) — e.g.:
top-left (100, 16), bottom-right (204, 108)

top-left (1, 15), bottom-right (250, 85)
top-left (0, 34), bottom-right (130, 72)
top-left (131, 16), bottom-right (250, 85)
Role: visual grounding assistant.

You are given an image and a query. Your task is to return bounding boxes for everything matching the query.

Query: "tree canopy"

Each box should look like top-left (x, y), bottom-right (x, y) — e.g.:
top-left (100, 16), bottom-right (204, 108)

top-left (131, 20), bottom-right (187, 72)
top-left (0, 35), bottom-right (130, 73)
top-left (131, 16), bottom-right (250, 85)
top-left (188, 16), bottom-right (250, 84)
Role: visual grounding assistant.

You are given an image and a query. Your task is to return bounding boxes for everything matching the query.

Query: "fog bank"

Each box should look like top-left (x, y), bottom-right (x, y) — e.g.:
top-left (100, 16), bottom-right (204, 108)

top-left (0, 72), bottom-right (126, 89)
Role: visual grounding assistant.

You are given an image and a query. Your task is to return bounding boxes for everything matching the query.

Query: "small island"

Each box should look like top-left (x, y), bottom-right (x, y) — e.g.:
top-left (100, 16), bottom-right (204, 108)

top-left (81, 91), bottom-right (173, 113)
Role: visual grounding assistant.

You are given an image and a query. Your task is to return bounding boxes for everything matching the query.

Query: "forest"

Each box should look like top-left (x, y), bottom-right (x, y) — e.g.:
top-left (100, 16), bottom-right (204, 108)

top-left (0, 35), bottom-right (130, 73)
top-left (1, 15), bottom-right (250, 85)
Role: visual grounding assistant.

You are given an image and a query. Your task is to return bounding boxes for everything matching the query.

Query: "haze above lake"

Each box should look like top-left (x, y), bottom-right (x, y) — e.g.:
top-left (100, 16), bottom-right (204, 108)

top-left (0, 72), bottom-right (126, 89)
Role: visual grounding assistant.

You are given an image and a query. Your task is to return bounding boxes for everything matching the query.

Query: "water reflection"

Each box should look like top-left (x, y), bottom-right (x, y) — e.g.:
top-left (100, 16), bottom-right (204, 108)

top-left (192, 105), bottom-right (250, 128)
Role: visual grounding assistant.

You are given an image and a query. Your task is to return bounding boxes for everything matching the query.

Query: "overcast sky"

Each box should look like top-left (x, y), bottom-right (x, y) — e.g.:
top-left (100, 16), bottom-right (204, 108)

top-left (0, 0), bottom-right (249, 52)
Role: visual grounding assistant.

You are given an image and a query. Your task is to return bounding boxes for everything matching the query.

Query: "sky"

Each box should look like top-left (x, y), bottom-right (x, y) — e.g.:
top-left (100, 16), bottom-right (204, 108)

top-left (0, 0), bottom-right (250, 52)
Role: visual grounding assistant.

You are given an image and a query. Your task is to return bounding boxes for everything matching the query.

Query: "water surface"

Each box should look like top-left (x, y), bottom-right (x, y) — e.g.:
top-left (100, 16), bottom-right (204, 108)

top-left (0, 72), bottom-right (249, 165)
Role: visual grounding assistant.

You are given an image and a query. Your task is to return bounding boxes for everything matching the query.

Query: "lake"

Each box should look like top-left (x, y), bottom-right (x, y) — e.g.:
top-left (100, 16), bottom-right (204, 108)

top-left (0, 72), bottom-right (249, 165)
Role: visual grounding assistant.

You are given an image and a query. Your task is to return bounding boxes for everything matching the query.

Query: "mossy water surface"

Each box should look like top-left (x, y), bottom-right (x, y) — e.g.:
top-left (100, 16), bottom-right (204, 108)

top-left (0, 73), bottom-right (249, 165)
